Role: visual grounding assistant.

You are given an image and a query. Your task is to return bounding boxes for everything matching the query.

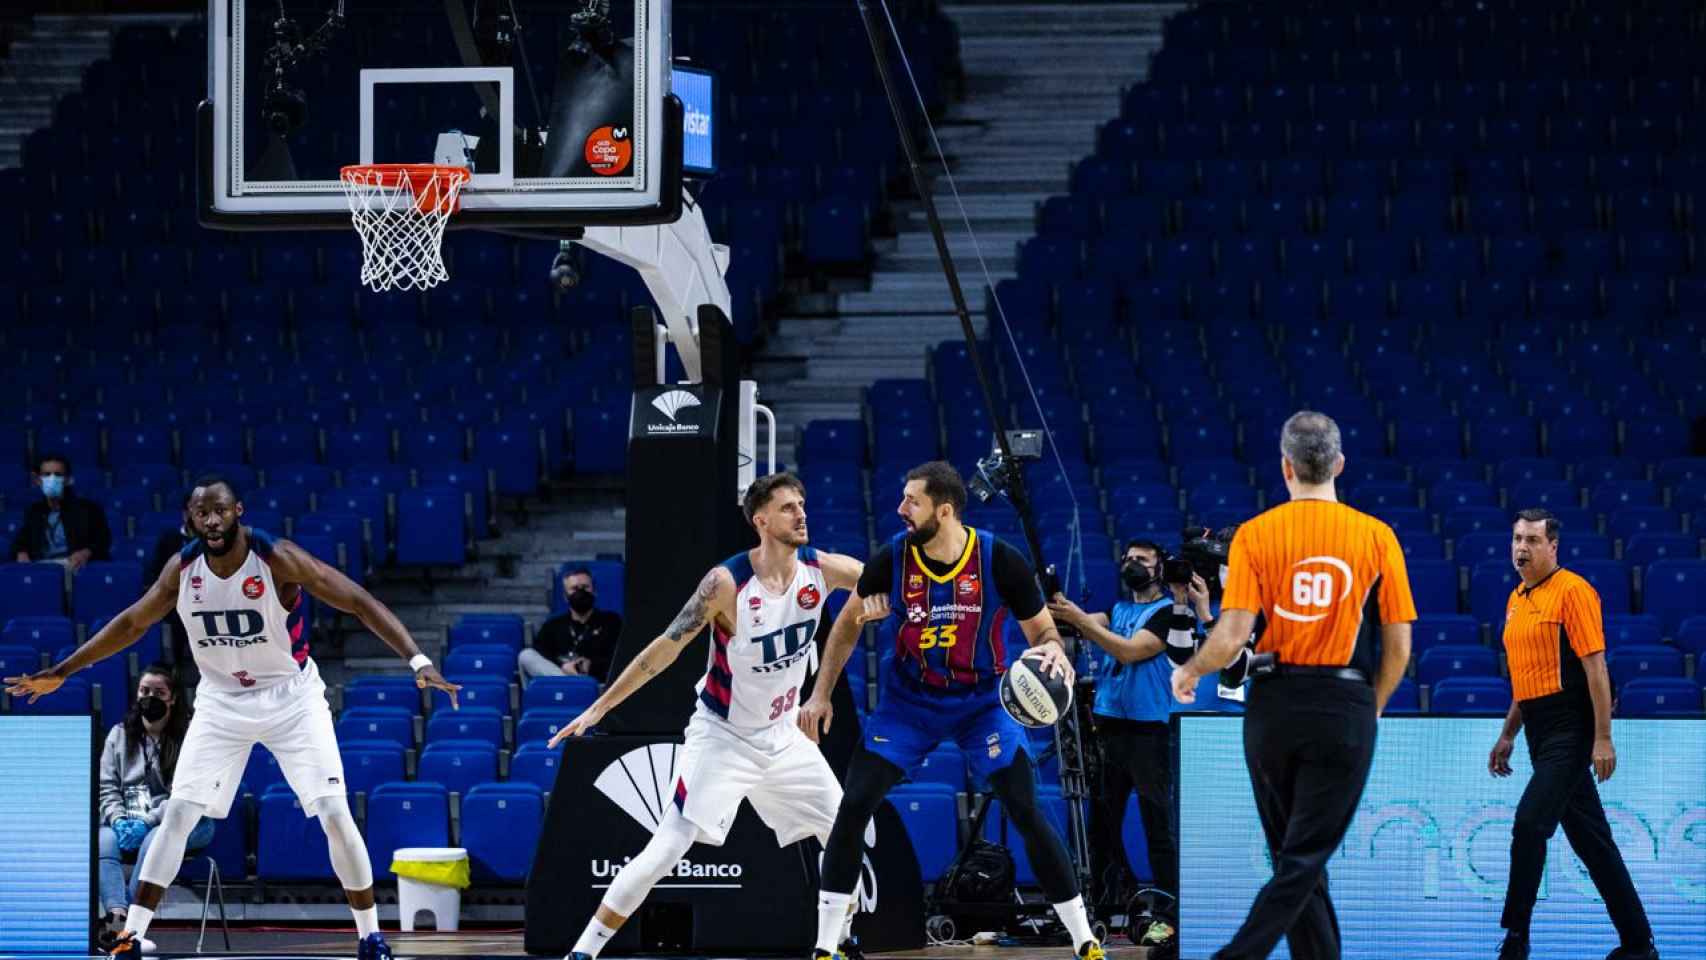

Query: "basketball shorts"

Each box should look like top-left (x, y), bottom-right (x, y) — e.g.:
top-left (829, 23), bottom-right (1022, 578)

top-left (171, 659), bottom-right (346, 819)
top-left (862, 676), bottom-right (1029, 785)
top-left (673, 706), bottom-right (842, 848)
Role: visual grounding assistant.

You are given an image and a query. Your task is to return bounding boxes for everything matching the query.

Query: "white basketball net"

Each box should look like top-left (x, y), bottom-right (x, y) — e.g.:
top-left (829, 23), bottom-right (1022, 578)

top-left (339, 165), bottom-right (470, 292)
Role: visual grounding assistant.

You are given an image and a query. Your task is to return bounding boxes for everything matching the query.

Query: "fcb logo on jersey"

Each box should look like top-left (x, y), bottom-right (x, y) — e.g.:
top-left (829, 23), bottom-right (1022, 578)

top-left (956, 573), bottom-right (979, 598)
top-left (796, 584), bottom-right (821, 610)
top-left (242, 576), bottom-right (266, 600)
top-left (907, 574), bottom-right (924, 591)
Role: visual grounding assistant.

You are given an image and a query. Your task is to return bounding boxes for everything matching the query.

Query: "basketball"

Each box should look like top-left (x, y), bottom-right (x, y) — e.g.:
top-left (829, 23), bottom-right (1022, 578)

top-left (999, 650), bottom-right (1073, 728)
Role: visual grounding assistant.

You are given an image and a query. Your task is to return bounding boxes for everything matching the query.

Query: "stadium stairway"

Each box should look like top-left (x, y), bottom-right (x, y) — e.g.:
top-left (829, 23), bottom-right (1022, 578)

top-left (759, 4), bottom-right (1179, 463)
top-left (0, 14), bottom-right (150, 169)
top-left (326, 480), bottom-right (626, 682)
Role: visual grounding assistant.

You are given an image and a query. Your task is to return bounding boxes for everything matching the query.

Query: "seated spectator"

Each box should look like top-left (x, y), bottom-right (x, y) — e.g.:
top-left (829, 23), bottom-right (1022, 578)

top-left (521, 567), bottom-right (622, 682)
top-left (10, 453), bottom-right (112, 569)
top-left (97, 665), bottom-right (213, 939)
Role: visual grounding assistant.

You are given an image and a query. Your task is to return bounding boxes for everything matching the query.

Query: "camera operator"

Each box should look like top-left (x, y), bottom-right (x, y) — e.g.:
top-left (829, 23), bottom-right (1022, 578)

top-left (1048, 540), bottom-right (1210, 945)
top-left (1177, 526), bottom-right (1262, 712)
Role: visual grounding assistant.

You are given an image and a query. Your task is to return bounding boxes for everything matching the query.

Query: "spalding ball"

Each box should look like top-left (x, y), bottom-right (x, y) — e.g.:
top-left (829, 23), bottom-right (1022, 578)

top-left (999, 650), bottom-right (1073, 728)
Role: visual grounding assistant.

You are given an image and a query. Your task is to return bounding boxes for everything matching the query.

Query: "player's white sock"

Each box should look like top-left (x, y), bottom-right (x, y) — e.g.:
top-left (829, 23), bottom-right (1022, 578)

top-left (815, 891), bottom-right (853, 954)
top-left (123, 905), bottom-right (155, 939)
top-left (571, 918), bottom-right (618, 959)
top-left (1052, 895), bottom-right (1095, 951)
top-left (838, 898), bottom-right (856, 944)
top-left (352, 906), bottom-right (379, 938)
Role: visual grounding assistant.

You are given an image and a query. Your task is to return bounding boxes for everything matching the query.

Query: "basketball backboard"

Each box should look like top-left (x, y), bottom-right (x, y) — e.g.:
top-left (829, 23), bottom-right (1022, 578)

top-left (198, 0), bottom-right (682, 231)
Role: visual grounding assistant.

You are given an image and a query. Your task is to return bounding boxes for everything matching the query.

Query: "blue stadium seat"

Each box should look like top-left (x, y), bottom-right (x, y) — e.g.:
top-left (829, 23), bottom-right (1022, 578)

top-left (1571, 560), bottom-right (1632, 614)
top-left (1416, 646), bottom-right (1500, 688)
top-left (1469, 560), bottom-right (1522, 626)
top-left (417, 741), bottom-right (499, 796)
top-left (889, 784), bottom-right (959, 882)
top-left (1385, 677), bottom-right (1421, 714)
top-left (1641, 561), bottom-right (1706, 633)
top-left (1, 614), bottom-right (74, 657)
top-left (1429, 678), bottom-right (1512, 715)
top-left (241, 746), bottom-right (288, 795)
top-left (912, 744), bottom-right (967, 790)
top-left (1608, 508), bottom-right (1682, 543)
top-left (1624, 533), bottom-right (1698, 566)
top-left (256, 784), bottom-right (336, 881)
top-left (1604, 615), bottom-right (1662, 648)
top-left (365, 782), bottom-right (450, 879)
top-left (449, 614), bottom-right (526, 651)
top-left (425, 706), bottom-right (504, 750)
top-left (1412, 615), bottom-right (1480, 656)
top-left (1606, 645), bottom-right (1684, 689)
top-left (463, 782), bottom-right (544, 883)
top-left (0, 643), bottom-right (42, 680)
top-left (1442, 508), bottom-right (1508, 540)
top-left (5, 675), bottom-right (90, 715)
top-left (442, 644), bottom-right (518, 679)
top-left (395, 491), bottom-right (465, 566)
top-left (515, 708), bottom-right (575, 745)
top-left (335, 706), bottom-right (414, 749)
top-left (1407, 560), bottom-right (1459, 615)
top-left (1430, 481), bottom-right (1497, 511)
top-left (52, 642), bottom-right (126, 723)
top-left (439, 675), bottom-right (511, 716)
top-left (1398, 531), bottom-right (1445, 560)
top-left (509, 741), bottom-right (561, 792)
top-left (521, 676), bottom-right (599, 714)
top-left (71, 561), bottom-right (140, 626)
top-left (343, 675), bottom-right (421, 714)
top-left (1615, 679), bottom-right (1702, 717)
top-left (341, 741), bottom-right (406, 797)
top-left (0, 565), bottom-right (65, 620)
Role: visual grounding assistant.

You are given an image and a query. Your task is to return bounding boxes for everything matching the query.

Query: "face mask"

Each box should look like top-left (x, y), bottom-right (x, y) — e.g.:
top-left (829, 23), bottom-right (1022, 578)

top-left (568, 590), bottom-right (596, 614)
top-left (41, 475), bottom-right (66, 499)
top-left (1121, 561), bottom-right (1156, 592)
top-left (137, 695), bottom-right (169, 723)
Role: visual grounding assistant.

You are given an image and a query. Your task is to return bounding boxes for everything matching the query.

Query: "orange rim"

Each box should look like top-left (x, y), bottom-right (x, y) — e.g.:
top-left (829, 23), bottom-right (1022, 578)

top-left (340, 163), bottom-right (470, 214)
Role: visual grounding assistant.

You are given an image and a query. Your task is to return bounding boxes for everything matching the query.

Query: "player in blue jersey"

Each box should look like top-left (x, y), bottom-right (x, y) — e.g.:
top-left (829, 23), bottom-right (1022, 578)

top-left (799, 462), bottom-right (1100, 960)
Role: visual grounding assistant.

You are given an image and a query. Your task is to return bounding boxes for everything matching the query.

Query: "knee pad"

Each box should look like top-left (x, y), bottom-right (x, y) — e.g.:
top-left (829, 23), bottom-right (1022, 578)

top-left (315, 796), bottom-right (375, 891)
top-left (135, 798), bottom-right (208, 888)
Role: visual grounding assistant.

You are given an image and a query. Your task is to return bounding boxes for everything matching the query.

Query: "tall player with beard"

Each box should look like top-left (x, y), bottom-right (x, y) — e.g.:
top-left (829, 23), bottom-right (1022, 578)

top-left (800, 461), bottom-right (1101, 960)
top-left (548, 473), bottom-right (867, 960)
top-left (6, 476), bottom-right (460, 959)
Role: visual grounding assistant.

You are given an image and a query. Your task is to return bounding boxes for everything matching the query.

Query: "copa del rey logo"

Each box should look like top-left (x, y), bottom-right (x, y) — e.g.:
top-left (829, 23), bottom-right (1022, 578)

top-left (647, 390), bottom-right (702, 434)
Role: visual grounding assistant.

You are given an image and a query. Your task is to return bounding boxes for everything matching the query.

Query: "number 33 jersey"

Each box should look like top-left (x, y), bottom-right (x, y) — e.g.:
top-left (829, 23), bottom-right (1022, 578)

top-left (696, 546), bottom-right (829, 731)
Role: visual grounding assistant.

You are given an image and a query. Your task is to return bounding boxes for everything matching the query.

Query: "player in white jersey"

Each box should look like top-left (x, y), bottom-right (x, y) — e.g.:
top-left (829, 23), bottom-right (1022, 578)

top-left (6, 475), bottom-right (459, 959)
top-left (547, 473), bottom-right (870, 960)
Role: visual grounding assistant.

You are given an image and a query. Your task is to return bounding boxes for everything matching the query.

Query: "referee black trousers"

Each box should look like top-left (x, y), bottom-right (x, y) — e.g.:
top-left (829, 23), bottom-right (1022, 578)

top-left (1501, 692), bottom-right (1652, 946)
top-left (1213, 676), bottom-right (1376, 960)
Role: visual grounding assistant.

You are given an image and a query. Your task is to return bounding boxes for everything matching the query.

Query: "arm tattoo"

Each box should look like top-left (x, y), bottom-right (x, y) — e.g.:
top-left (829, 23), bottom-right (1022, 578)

top-left (665, 570), bottom-right (720, 642)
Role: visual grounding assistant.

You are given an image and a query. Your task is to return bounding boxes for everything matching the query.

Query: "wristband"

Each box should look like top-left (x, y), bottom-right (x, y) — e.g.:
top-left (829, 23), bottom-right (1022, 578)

top-left (409, 654), bottom-right (433, 672)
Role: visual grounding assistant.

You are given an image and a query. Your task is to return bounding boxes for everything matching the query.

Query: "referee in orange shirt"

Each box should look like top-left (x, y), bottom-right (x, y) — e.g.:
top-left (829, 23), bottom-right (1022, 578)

top-left (1489, 509), bottom-right (1656, 960)
top-left (1170, 411), bottom-right (1416, 960)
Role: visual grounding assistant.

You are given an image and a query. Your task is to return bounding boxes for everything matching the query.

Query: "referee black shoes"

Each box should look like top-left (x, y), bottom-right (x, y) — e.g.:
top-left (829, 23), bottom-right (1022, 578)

top-left (1496, 931), bottom-right (1529, 960)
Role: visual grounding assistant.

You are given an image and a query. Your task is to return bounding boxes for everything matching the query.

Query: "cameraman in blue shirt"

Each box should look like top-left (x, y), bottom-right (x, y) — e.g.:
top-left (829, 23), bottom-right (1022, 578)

top-left (1049, 539), bottom-right (1211, 946)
